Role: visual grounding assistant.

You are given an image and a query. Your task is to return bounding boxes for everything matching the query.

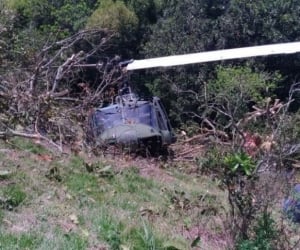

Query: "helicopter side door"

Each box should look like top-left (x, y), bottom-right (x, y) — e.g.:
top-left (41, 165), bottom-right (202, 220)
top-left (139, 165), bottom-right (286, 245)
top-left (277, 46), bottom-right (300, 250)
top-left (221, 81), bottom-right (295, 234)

top-left (153, 97), bottom-right (176, 144)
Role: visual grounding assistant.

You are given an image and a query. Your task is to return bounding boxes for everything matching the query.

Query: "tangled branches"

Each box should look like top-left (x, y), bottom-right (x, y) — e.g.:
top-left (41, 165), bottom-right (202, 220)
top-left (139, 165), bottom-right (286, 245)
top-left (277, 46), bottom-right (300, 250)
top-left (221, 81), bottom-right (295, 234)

top-left (0, 29), bottom-right (122, 152)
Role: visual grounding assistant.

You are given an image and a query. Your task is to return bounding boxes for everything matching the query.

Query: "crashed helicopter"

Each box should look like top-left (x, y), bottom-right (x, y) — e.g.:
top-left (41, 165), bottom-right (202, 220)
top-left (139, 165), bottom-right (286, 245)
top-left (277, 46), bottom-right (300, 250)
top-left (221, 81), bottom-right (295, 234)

top-left (87, 42), bottom-right (300, 151)
top-left (88, 84), bottom-right (176, 151)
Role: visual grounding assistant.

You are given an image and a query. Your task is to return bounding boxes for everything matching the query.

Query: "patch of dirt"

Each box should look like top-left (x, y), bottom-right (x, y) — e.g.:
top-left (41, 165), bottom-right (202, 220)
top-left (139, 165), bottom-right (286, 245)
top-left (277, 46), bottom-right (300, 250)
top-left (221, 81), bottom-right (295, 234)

top-left (180, 223), bottom-right (234, 250)
top-left (5, 209), bottom-right (38, 234)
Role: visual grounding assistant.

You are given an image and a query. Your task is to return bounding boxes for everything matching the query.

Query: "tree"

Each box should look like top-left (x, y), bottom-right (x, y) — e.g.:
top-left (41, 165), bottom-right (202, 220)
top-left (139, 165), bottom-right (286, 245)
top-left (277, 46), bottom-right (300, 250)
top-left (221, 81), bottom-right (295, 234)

top-left (86, 0), bottom-right (138, 57)
top-left (0, 2), bottom-right (16, 70)
top-left (205, 66), bottom-right (280, 132)
top-left (142, 0), bottom-right (300, 126)
top-left (6, 0), bottom-right (97, 36)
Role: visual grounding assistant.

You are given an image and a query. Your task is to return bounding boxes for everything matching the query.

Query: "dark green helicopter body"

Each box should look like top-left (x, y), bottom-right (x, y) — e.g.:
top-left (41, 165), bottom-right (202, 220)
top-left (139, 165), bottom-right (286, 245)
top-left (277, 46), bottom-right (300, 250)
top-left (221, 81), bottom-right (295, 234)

top-left (88, 87), bottom-right (176, 150)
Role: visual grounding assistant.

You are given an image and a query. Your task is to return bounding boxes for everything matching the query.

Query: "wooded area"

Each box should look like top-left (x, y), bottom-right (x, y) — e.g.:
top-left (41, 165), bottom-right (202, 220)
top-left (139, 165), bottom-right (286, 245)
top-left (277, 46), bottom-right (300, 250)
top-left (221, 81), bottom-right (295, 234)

top-left (1, 0), bottom-right (300, 249)
top-left (1, 0), bottom-right (300, 139)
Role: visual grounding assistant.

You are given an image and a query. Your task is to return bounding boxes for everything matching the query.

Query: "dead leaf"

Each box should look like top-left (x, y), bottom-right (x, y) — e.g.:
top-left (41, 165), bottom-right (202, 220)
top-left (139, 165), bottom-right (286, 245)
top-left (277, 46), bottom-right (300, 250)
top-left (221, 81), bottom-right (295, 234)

top-left (69, 214), bottom-right (79, 224)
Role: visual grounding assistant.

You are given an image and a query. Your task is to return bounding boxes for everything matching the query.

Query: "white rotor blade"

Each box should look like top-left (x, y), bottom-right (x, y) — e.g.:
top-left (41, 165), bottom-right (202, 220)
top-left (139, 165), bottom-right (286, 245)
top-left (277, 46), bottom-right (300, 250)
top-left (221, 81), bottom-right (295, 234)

top-left (126, 42), bottom-right (300, 71)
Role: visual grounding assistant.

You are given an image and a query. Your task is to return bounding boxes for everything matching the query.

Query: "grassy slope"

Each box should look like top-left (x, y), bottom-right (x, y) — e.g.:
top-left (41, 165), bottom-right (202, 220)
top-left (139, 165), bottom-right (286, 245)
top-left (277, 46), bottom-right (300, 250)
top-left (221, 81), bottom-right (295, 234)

top-left (0, 138), bottom-right (231, 249)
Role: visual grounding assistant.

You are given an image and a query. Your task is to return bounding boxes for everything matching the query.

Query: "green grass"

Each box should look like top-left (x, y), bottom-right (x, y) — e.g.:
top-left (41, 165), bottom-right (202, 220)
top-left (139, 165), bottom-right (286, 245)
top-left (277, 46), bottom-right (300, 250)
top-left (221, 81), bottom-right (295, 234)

top-left (0, 185), bottom-right (26, 209)
top-left (0, 233), bottom-right (41, 250)
top-left (0, 230), bottom-right (88, 250)
top-left (112, 167), bottom-right (162, 201)
top-left (95, 209), bottom-right (164, 250)
top-left (0, 209), bottom-right (4, 223)
top-left (0, 138), bottom-right (232, 249)
top-left (9, 137), bottom-right (48, 154)
top-left (38, 230), bottom-right (88, 250)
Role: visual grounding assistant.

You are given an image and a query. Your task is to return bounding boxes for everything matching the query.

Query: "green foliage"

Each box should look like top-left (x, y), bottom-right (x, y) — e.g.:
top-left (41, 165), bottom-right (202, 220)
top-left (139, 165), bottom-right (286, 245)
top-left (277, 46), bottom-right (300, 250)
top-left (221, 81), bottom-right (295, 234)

top-left (142, 0), bottom-right (299, 126)
top-left (0, 209), bottom-right (4, 224)
top-left (69, 155), bottom-right (85, 169)
top-left (86, 0), bottom-right (138, 32)
top-left (237, 212), bottom-right (278, 250)
top-left (8, 0), bottom-right (96, 35)
top-left (0, 2), bottom-right (17, 69)
top-left (205, 65), bottom-right (280, 128)
top-left (86, 0), bottom-right (139, 56)
top-left (218, 0), bottom-right (300, 48)
top-left (126, 221), bottom-right (163, 250)
top-left (209, 66), bottom-right (277, 103)
top-left (58, 232), bottom-right (88, 250)
top-left (51, 0), bottom-right (94, 33)
top-left (224, 151), bottom-right (255, 176)
top-left (123, 0), bottom-right (162, 28)
top-left (1, 185), bottom-right (26, 209)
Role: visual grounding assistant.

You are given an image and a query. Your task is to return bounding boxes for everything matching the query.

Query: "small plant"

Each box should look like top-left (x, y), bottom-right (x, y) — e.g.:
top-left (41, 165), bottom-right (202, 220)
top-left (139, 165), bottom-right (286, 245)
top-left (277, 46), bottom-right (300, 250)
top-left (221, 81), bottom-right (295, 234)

top-left (223, 152), bottom-right (259, 240)
top-left (1, 185), bottom-right (26, 209)
top-left (237, 212), bottom-right (278, 250)
top-left (224, 151), bottom-right (256, 176)
top-left (98, 212), bottom-right (123, 249)
top-left (123, 221), bottom-right (163, 250)
top-left (139, 220), bottom-right (160, 250)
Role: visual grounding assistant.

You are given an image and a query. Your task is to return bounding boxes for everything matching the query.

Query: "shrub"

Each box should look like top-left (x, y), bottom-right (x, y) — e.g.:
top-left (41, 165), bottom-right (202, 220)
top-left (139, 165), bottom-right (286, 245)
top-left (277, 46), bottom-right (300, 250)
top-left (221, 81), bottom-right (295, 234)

top-left (237, 212), bottom-right (278, 250)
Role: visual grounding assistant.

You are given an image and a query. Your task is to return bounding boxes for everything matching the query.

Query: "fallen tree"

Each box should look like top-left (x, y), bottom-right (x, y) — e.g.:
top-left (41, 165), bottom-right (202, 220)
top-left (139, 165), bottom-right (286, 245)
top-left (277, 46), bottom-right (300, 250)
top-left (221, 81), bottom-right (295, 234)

top-left (0, 29), bottom-right (122, 152)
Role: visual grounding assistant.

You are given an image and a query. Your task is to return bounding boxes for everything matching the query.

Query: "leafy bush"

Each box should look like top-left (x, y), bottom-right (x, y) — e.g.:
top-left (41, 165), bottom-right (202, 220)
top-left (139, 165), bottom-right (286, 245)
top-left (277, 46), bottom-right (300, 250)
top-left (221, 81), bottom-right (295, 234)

top-left (224, 151), bottom-right (256, 176)
top-left (237, 212), bottom-right (278, 250)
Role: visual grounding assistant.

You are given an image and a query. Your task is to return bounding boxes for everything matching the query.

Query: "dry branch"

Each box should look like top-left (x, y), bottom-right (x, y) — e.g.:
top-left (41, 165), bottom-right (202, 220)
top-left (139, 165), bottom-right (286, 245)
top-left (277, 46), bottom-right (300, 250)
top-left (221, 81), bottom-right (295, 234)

top-left (0, 29), bottom-right (120, 151)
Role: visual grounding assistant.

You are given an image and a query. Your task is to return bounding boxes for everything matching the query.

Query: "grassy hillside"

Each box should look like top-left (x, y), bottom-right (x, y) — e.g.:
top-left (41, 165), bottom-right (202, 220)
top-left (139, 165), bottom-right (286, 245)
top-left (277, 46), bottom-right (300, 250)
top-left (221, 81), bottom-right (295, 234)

top-left (0, 138), bottom-right (231, 249)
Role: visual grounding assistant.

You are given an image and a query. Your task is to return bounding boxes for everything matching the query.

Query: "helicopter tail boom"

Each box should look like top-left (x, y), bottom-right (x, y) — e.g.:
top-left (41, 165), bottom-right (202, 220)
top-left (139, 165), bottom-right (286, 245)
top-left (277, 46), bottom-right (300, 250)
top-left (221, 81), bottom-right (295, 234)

top-left (126, 42), bottom-right (300, 71)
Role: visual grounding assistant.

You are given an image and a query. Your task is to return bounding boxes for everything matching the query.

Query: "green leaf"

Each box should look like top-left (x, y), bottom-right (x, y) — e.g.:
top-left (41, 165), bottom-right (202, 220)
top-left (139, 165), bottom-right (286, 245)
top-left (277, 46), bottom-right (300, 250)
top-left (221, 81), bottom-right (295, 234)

top-left (191, 236), bottom-right (201, 247)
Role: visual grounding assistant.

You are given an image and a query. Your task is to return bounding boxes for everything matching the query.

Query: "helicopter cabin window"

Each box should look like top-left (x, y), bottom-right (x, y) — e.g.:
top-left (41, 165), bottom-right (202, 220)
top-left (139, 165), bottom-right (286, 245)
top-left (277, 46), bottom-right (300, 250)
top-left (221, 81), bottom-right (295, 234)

top-left (92, 102), bottom-right (156, 135)
top-left (94, 105), bottom-right (123, 132)
top-left (123, 103), bottom-right (153, 126)
top-left (137, 103), bottom-right (153, 126)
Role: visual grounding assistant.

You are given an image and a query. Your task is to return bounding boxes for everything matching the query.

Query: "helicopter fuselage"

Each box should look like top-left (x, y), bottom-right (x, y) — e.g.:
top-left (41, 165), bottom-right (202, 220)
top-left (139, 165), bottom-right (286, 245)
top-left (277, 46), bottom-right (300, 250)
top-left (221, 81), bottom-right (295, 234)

top-left (88, 92), bottom-right (176, 151)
